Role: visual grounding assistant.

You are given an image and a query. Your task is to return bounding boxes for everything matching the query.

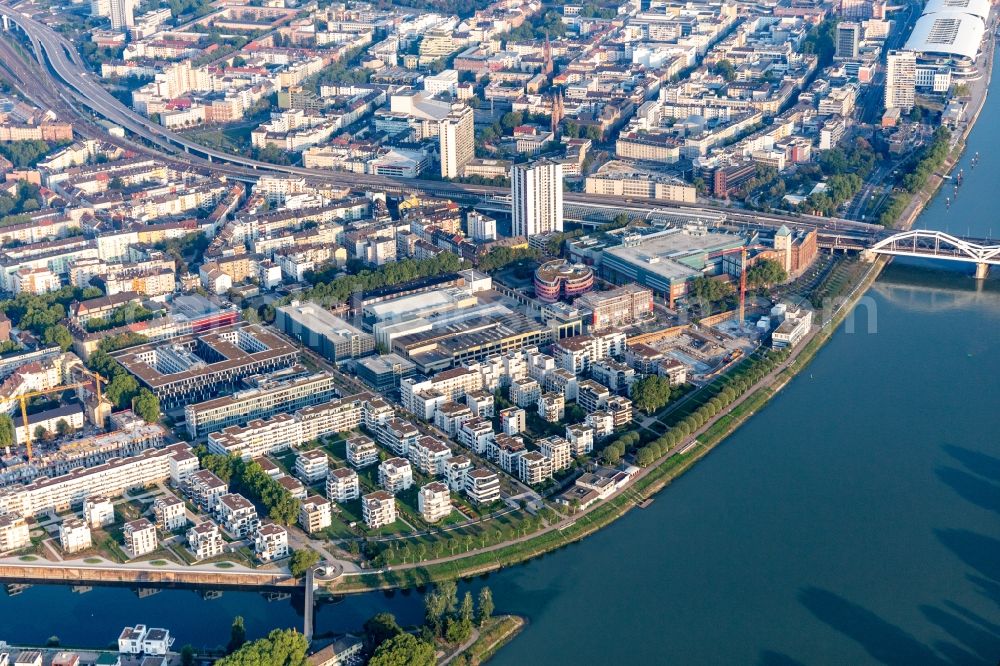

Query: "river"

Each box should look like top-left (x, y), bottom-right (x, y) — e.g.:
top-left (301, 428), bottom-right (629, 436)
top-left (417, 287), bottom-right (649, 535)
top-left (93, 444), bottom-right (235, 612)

top-left (3, 58), bottom-right (1000, 666)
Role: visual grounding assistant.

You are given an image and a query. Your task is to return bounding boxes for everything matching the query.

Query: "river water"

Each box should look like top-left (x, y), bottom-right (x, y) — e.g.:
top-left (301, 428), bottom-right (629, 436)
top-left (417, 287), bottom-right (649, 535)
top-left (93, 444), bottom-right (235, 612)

top-left (3, 59), bottom-right (1000, 666)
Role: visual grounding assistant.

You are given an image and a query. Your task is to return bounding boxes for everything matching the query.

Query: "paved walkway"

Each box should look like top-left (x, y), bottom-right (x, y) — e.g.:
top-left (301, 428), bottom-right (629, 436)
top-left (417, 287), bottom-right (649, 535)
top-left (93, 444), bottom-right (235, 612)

top-left (439, 627), bottom-right (481, 666)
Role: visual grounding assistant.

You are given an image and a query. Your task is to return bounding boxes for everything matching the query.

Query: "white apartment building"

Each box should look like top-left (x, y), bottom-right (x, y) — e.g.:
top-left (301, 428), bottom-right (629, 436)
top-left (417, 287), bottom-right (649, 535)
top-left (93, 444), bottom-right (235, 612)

top-left (538, 392), bottom-right (565, 423)
top-left (434, 402), bottom-right (473, 437)
top-left (511, 159), bottom-right (563, 237)
top-left (187, 520), bottom-right (224, 561)
top-left (457, 417), bottom-right (495, 455)
top-left (123, 518), bottom-right (157, 558)
top-left (439, 105), bottom-right (475, 179)
top-left (346, 434), bottom-right (380, 468)
top-left (378, 457), bottom-right (414, 494)
top-left (299, 495), bottom-right (333, 534)
top-left (376, 418), bottom-right (421, 457)
top-left (401, 368), bottom-right (483, 417)
top-left (362, 490), bottom-right (397, 529)
top-left (885, 50), bottom-right (916, 112)
top-left (499, 407), bottom-right (525, 436)
top-left (255, 523), bottom-right (289, 562)
top-left (586, 410), bottom-right (615, 440)
top-left (295, 449), bottom-right (330, 484)
top-left (153, 495), bottom-right (187, 532)
top-left (326, 467), bottom-right (360, 502)
top-left (183, 469), bottom-right (227, 512)
top-left (553, 332), bottom-right (627, 375)
top-left (59, 517), bottom-right (93, 554)
top-left (363, 397), bottom-right (394, 432)
top-left (84, 495), bottom-right (115, 528)
top-left (216, 493), bottom-right (260, 538)
top-left (444, 455), bottom-right (473, 492)
top-left (418, 482), bottom-right (452, 522)
top-left (0, 512), bottom-right (30, 553)
top-left (510, 377), bottom-right (541, 408)
top-left (566, 424), bottom-right (595, 456)
top-left (464, 468), bottom-right (501, 505)
top-left (539, 435), bottom-right (572, 471)
top-left (206, 413), bottom-right (301, 460)
top-left (465, 390), bottom-right (495, 417)
top-left (0, 444), bottom-right (198, 518)
top-left (519, 451), bottom-right (553, 485)
top-left (109, 0), bottom-right (135, 30)
top-left (205, 395), bottom-right (367, 460)
top-left (410, 436), bottom-right (453, 476)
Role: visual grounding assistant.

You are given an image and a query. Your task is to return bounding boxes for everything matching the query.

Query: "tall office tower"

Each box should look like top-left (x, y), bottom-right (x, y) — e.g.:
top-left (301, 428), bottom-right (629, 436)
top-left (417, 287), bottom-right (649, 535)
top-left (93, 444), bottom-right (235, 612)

top-left (439, 105), bottom-right (475, 179)
top-left (885, 50), bottom-right (916, 111)
top-left (511, 159), bottom-right (564, 238)
top-left (835, 22), bottom-right (861, 59)
top-left (109, 0), bottom-right (135, 30)
top-left (91, 0), bottom-right (110, 17)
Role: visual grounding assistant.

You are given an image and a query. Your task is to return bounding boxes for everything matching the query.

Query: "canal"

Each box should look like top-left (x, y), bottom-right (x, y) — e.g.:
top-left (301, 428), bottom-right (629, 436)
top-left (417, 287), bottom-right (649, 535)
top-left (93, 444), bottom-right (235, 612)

top-left (3, 57), bottom-right (1000, 666)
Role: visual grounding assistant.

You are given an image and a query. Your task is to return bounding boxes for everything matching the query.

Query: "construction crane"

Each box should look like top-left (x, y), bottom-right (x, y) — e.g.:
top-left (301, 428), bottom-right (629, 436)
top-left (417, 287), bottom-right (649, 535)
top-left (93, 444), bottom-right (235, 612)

top-left (738, 245), bottom-right (747, 330)
top-left (720, 245), bottom-right (748, 330)
top-left (18, 370), bottom-right (107, 461)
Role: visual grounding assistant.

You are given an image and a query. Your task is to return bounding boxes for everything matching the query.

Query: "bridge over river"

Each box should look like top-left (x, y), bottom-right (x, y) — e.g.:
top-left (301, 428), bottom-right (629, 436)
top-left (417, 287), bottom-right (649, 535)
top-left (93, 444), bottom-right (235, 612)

top-left (865, 229), bottom-right (1000, 278)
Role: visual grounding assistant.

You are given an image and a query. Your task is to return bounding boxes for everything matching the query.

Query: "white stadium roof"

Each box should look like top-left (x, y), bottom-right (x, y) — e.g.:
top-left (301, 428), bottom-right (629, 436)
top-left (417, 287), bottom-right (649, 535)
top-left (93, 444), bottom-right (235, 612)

top-left (923, 0), bottom-right (990, 23)
top-left (904, 11), bottom-right (985, 61)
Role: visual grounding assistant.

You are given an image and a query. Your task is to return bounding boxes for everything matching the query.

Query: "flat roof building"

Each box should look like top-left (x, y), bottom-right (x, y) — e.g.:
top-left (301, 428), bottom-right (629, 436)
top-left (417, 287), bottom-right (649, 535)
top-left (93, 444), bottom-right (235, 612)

top-left (276, 302), bottom-right (374, 364)
top-left (113, 325), bottom-right (299, 408)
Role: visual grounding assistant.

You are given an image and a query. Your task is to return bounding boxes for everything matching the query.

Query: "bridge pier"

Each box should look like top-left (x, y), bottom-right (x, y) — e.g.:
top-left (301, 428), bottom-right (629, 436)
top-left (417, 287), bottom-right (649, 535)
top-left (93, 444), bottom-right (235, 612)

top-left (975, 262), bottom-right (989, 280)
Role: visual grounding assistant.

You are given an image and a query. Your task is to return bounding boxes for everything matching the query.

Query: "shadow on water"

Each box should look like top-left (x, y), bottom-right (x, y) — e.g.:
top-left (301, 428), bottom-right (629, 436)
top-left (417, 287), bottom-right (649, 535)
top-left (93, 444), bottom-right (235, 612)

top-left (921, 604), bottom-right (1000, 664)
top-left (798, 587), bottom-right (947, 665)
top-left (757, 650), bottom-right (807, 666)
top-left (942, 445), bottom-right (1000, 486)
top-left (935, 530), bottom-right (1000, 586)
top-left (935, 466), bottom-right (1000, 516)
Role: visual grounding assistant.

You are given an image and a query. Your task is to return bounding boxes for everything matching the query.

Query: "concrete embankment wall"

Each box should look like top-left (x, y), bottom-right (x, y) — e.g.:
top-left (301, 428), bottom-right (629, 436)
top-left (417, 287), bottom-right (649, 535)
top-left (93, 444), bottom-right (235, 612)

top-left (0, 564), bottom-right (296, 588)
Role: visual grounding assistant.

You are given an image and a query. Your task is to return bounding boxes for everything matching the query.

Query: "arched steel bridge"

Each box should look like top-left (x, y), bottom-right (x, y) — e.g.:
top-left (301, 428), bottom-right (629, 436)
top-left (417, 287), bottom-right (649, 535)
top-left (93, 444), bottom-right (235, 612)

top-left (869, 230), bottom-right (1000, 278)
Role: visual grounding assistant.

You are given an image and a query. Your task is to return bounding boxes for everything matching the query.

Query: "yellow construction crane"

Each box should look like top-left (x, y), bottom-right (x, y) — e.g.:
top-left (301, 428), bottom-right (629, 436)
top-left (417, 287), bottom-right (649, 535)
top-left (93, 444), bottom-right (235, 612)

top-left (18, 370), bottom-right (107, 461)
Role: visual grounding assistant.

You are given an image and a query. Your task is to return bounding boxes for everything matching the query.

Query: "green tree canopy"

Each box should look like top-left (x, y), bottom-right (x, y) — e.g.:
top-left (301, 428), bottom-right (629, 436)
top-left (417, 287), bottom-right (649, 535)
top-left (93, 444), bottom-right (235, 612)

top-left (363, 612), bottom-right (402, 654)
top-left (42, 324), bottom-right (73, 352)
top-left (288, 549), bottom-right (320, 578)
top-left (215, 628), bottom-right (308, 666)
top-left (632, 376), bottom-right (673, 414)
top-left (133, 389), bottom-right (160, 423)
top-left (476, 587), bottom-right (494, 627)
top-left (746, 259), bottom-right (788, 289)
top-left (227, 616), bottom-right (247, 654)
top-left (0, 414), bottom-right (14, 449)
top-left (368, 634), bottom-right (434, 666)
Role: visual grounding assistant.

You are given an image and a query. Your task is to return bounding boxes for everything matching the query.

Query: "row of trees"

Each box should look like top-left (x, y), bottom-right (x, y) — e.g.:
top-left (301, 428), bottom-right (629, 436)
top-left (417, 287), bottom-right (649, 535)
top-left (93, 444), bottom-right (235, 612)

top-left (600, 431), bottom-right (640, 466)
top-left (879, 127), bottom-right (952, 226)
top-left (303, 253), bottom-right (464, 306)
top-left (200, 453), bottom-right (300, 525)
top-left (634, 349), bottom-right (791, 466)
